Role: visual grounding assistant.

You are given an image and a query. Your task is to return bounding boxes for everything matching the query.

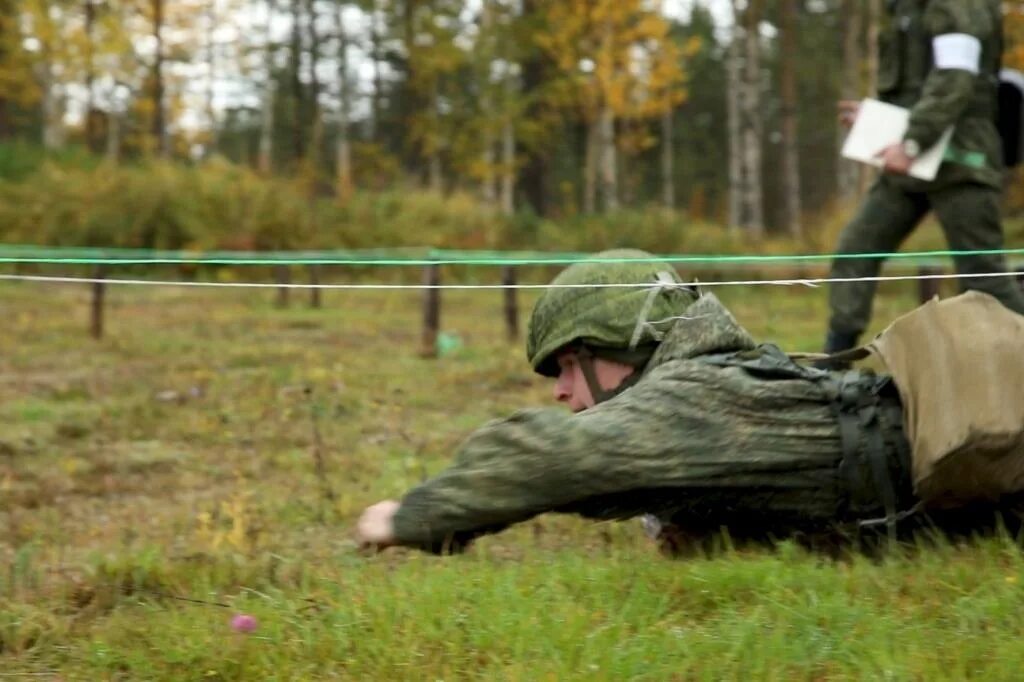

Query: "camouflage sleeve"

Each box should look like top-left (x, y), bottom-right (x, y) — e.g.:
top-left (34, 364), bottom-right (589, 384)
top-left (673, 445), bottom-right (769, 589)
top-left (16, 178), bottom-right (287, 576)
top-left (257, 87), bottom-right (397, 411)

top-left (904, 1), bottom-right (994, 150)
top-left (390, 371), bottom-right (713, 553)
top-left (389, 360), bottom-right (842, 553)
top-left (390, 408), bottom-right (587, 553)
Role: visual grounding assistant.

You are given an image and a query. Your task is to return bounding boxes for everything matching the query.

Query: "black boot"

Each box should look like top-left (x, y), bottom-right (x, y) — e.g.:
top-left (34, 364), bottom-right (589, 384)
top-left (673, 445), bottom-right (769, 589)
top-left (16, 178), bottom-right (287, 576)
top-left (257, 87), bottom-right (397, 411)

top-left (812, 329), bottom-right (860, 371)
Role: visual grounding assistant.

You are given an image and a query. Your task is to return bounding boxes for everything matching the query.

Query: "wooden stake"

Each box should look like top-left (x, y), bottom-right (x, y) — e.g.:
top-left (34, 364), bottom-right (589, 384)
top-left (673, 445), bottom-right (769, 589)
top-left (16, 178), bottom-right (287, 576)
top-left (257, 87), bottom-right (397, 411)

top-left (275, 264), bottom-right (291, 308)
top-left (421, 264), bottom-right (440, 358)
top-left (309, 264), bottom-right (322, 309)
top-left (502, 265), bottom-right (518, 342)
top-left (90, 265), bottom-right (106, 339)
top-left (304, 386), bottom-right (335, 522)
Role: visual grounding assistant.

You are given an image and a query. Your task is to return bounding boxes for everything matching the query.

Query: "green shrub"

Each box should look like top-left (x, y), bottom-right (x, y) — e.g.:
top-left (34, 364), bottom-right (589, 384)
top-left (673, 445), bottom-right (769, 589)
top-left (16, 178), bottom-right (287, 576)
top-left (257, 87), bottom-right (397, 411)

top-left (0, 153), bottom-right (821, 258)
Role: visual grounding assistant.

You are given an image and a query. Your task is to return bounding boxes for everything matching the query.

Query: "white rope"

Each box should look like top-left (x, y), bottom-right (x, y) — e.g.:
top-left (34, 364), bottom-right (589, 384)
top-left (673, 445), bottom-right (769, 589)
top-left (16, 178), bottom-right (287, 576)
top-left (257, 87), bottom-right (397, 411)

top-left (0, 271), bottom-right (1020, 290)
top-left (628, 271), bottom-right (677, 350)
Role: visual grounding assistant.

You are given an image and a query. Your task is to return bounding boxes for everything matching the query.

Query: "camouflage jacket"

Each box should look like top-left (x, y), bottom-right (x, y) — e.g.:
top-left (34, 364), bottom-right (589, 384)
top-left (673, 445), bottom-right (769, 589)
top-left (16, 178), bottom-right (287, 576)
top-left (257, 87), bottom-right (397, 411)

top-left (390, 295), bottom-right (907, 553)
top-left (880, 0), bottom-right (1003, 190)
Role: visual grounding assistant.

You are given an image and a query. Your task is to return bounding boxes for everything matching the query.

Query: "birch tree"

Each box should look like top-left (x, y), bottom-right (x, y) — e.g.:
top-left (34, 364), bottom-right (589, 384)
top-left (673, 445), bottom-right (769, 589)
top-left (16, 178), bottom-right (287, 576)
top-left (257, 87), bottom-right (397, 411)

top-left (778, 0), bottom-right (801, 239)
top-left (333, 0), bottom-right (353, 200)
top-left (728, 0), bottom-right (764, 239)
top-left (151, 0), bottom-right (168, 155)
top-left (726, 7), bottom-right (742, 232)
top-left (837, 0), bottom-right (861, 200)
top-left (257, 0), bottom-right (276, 174)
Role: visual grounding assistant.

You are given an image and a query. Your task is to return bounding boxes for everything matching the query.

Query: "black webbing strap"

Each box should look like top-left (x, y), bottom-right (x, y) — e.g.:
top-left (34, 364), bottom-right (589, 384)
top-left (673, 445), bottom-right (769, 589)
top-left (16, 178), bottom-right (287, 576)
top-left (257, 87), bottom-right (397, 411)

top-left (832, 374), bottom-right (864, 487)
top-left (576, 345), bottom-right (645, 405)
top-left (696, 347), bottom-right (913, 533)
top-left (861, 403), bottom-right (899, 541)
top-left (830, 371), bottom-right (909, 538)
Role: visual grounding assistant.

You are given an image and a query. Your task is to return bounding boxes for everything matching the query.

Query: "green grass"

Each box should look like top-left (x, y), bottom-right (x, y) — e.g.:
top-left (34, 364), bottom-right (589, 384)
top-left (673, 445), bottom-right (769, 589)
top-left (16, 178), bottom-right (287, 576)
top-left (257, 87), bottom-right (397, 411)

top-left (2, 274), bottom-right (1023, 680)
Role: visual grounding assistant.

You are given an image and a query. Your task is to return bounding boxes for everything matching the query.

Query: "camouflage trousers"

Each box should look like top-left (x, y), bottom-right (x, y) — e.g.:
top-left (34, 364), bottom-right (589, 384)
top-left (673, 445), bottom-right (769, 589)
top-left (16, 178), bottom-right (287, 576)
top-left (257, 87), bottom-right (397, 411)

top-left (827, 177), bottom-right (1024, 338)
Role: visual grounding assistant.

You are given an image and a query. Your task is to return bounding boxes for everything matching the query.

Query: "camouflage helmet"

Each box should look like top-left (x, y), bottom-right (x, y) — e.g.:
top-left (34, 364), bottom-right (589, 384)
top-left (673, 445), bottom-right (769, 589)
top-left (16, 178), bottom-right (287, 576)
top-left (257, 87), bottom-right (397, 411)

top-left (526, 249), bottom-right (698, 377)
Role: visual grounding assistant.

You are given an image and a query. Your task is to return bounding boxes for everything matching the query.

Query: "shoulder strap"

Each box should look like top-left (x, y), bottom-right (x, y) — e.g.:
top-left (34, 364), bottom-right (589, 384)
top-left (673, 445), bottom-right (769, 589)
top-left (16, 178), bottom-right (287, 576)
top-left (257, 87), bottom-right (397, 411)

top-left (698, 343), bottom-right (825, 381)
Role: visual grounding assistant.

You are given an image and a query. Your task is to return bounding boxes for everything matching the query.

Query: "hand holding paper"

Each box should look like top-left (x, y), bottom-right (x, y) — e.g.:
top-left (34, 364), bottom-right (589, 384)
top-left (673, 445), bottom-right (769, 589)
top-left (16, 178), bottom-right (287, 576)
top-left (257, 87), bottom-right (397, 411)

top-left (874, 143), bottom-right (914, 175)
top-left (841, 98), bottom-right (954, 181)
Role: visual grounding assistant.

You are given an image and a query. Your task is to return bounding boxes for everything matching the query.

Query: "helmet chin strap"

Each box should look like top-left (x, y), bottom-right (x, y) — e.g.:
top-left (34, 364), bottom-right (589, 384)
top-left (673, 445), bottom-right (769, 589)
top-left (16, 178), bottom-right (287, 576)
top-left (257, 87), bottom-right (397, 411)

top-left (576, 346), bottom-right (643, 405)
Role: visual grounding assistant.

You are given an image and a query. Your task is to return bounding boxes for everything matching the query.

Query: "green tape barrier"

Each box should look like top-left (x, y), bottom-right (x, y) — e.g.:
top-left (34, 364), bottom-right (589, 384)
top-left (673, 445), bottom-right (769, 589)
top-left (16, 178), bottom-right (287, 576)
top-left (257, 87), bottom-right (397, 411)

top-left (1, 243), bottom-right (1023, 266)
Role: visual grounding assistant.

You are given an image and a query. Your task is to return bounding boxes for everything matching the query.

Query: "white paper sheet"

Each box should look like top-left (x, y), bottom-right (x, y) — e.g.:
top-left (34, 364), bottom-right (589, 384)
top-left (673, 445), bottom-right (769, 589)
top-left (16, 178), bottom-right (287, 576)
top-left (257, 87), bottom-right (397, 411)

top-left (840, 98), bottom-right (954, 182)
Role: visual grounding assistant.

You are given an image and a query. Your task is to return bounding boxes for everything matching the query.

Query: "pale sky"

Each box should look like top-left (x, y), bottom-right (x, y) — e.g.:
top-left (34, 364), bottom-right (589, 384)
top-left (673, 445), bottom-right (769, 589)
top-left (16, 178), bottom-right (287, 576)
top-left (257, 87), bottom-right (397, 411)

top-left (665, 0), bottom-right (734, 27)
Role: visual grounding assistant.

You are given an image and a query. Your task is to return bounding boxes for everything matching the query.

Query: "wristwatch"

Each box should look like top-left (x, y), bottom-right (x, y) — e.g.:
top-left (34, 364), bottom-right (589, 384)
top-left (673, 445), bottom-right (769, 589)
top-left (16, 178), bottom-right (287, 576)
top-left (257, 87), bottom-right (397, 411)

top-left (901, 138), bottom-right (921, 159)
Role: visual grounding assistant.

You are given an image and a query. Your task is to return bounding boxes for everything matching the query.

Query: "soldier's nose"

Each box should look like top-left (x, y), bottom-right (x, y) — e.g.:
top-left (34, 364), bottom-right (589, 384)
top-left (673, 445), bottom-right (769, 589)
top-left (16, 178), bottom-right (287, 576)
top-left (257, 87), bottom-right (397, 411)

top-left (553, 374), bottom-right (572, 403)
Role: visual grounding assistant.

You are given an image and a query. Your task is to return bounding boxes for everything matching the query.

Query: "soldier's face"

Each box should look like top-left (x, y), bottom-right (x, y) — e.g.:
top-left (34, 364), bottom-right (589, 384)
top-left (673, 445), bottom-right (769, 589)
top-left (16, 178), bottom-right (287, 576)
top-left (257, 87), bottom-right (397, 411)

top-left (552, 350), bottom-right (635, 413)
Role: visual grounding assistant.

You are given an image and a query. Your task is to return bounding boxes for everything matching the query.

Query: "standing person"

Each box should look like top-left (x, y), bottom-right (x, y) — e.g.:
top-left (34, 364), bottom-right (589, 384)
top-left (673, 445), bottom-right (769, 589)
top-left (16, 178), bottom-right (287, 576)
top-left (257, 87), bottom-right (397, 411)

top-left (822, 0), bottom-right (1024, 360)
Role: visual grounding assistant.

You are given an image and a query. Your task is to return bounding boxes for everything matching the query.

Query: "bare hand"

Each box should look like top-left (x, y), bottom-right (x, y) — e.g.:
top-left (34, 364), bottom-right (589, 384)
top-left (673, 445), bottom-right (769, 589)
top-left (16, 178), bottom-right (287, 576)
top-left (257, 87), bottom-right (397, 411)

top-left (356, 500), bottom-right (400, 549)
top-left (838, 100), bottom-right (861, 129)
top-left (874, 143), bottom-right (913, 175)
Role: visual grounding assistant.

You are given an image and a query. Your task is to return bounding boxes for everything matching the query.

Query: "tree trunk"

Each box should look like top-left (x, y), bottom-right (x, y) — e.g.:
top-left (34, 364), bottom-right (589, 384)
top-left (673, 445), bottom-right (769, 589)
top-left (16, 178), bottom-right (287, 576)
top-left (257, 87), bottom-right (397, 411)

top-left (597, 15), bottom-right (618, 213)
top-left (106, 109), bottom-right (121, 162)
top-left (517, 0), bottom-right (549, 217)
top-left (859, 0), bottom-right (881, 195)
top-left (84, 0), bottom-right (98, 152)
top-left (428, 154), bottom-right (443, 193)
top-left (305, 0), bottom-right (322, 175)
top-left (335, 125), bottom-right (352, 199)
top-left (778, 0), bottom-right (802, 240)
top-left (428, 79), bottom-right (442, 193)
top-left (275, 265), bottom-right (291, 308)
top-left (482, 126), bottom-right (496, 204)
top-left (0, 0), bottom-right (11, 139)
top-left (0, 100), bottom-right (8, 141)
top-left (838, 0), bottom-right (862, 201)
top-left (480, 0), bottom-right (497, 205)
top-left (498, 21), bottom-right (516, 217)
top-left (583, 117), bottom-right (597, 214)
top-left (370, 0), bottom-right (383, 141)
top-left (726, 4), bottom-right (743, 234)
top-left (334, 0), bottom-right (352, 201)
top-left (258, 0), bottom-right (276, 175)
top-left (152, 0), bottom-right (168, 157)
top-left (500, 116), bottom-right (515, 216)
top-left (309, 114), bottom-right (324, 187)
top-left (40, 64), bottom-right (63, 150)
top-left (739, 0), bottom-right (764, 239)
top-left (290, 0), bottom-right (305, 162)
top-left (661, 108), bottom-right (674, 209)
top-left (598, 106), bottom-right (618, 212)
top-left (865, 0), bottom-right (881, 103)
top-left (205, 0), bottom-right (218, 157)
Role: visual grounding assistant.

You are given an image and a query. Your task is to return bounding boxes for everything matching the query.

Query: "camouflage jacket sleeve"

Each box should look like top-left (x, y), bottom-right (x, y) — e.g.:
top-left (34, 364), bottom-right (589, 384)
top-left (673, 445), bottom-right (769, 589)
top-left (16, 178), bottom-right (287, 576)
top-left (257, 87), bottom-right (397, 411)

top-left (390, 359), bottom-right (843, 553)
top-left (904, 0), bottom-right (996, 150)
top-left (391, 406), bottom-right (610, 553)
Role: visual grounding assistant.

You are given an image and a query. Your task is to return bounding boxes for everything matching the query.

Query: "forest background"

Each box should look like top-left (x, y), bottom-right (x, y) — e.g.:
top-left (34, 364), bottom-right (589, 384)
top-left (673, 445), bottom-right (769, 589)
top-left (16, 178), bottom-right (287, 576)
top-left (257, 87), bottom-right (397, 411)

top-left (4, 0), bottom-right (1024, 256)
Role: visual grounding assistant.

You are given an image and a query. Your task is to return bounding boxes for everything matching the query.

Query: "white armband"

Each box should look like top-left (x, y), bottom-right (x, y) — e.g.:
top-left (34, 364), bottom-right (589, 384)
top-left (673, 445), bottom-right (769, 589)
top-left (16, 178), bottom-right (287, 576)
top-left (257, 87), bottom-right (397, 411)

top-left (932, 33), bottom-right (982, 74)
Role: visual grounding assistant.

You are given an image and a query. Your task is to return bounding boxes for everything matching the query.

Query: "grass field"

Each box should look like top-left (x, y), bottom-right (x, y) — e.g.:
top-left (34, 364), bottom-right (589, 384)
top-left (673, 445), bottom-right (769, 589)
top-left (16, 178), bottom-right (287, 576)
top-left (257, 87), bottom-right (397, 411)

top-left (3, 272), bottom-right (1024, 680)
